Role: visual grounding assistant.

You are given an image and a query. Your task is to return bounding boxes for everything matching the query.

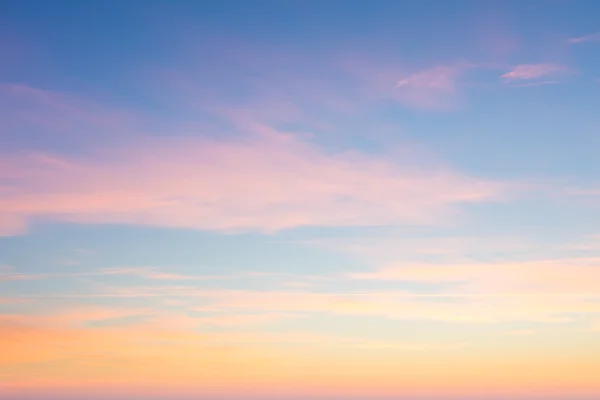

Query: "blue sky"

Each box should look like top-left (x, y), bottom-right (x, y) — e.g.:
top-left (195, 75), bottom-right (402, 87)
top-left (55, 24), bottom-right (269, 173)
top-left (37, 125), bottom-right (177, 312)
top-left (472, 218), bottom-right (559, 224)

top-left (2, 1), bottom-right (600, 399)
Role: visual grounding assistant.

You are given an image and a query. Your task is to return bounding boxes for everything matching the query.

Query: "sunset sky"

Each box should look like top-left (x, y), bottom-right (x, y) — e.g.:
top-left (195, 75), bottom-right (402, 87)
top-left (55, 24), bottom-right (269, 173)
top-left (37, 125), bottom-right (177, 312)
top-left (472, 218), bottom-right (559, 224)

top-left (2, 1), bottom-right (600, 399)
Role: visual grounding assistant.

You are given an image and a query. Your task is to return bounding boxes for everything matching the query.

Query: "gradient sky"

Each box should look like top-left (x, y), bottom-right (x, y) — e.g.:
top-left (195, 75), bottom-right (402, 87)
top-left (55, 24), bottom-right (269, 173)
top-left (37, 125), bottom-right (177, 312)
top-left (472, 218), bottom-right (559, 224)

top-left (2, 1), bottom-right (600, 399)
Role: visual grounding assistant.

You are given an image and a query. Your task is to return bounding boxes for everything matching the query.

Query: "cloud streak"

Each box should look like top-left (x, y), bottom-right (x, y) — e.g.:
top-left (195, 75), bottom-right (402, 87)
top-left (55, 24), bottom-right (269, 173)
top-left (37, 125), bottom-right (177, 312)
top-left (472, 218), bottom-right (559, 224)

top-left (0, 266), bottom-right (238, 282)
top-left (567, 33), bottom-right (600, 44)
top-left (350, 257), bottom-right (600, 294)
top-left (501, 63), bottom-right (568, 81)
top-left (0, 129), bottom-right (505, 235)
top-left (21, 286), bottom-right (599, 324)
top-left (394, 63), bottom-right (471, 109)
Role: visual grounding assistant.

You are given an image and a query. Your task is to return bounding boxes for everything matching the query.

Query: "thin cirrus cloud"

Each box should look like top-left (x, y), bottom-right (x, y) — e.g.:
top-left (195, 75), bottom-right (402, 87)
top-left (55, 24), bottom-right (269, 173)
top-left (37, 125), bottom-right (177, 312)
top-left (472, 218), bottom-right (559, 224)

top-left (394, 63), bottom-right (471, 109)
top-left (0, 83), bottom-right (137, 149)
top-left (567, 32), bottom-right (600, 44)
top-left (349, 257), bottom-right (600, 294)
top-left (0, 266), bottom-right (240, 282)
top-left (0, 80), bottom-right (513, 235)
top-left (51, 283), bottom-right (600, 324)
top-left (6, 257), bottom-right (600, 325)
top-left (511, 80), bottom-right (560, 88)
top-left (181, 288), bottom-right (600, 324)
top-left (7, 282), bottom-right (600, 325)
top-left (0, 128), bottom-right (505, 236)
top-left (500, 63), bottom-right (569, 81)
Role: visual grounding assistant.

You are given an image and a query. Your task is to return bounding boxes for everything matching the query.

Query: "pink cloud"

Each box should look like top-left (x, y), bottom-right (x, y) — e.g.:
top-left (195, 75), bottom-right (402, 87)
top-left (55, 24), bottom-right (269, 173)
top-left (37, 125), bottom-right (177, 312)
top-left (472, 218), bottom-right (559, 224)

top-left (0, 131), bottom-right (504, 235)
top-left (567, 33), bottom-right (600, 44)
top-left (0, 273), bottom-right (44, 282)
top-left (394, 63), bottom-right (471, 109)
top-left (501, 63), bottom-right (568, 81)
top-left (0, 297), bottom-right (28, 304)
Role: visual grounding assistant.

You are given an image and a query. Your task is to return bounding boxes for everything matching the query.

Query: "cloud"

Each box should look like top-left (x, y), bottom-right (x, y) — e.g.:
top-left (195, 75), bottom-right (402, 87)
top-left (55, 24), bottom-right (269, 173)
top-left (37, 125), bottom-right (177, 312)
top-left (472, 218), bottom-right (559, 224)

top-left (62, 285), bottom-right (598, 324)
top-left (349, 257), bottom-right (600, 294)
top-left (0, 297), bottom-right (28, 304)
top-left (0, 266), bottom-right (228, 282)
top-left (98, 267), bottom-right (236, 281)
top-left (299, 234), bottom-right (533, 265)
top-left (204, 289), bottom-right (600, 323)
top-left (501, 63), bottom-right (568, 81)
top-left (0, 312), bottom-right (266, 387)
top-left (567, 33), bottom-right (600, 44)
top-left (394, 63), bottom-right (471, 109)
top-left (9, 253), bottom-right (600, 325)
top-left (0, 213), bottom-right (29, 236)
top-left (511, 80), bottom-right (560, 88)
top-left (2, 297), bottom-right (600, 395)
top-left (0, 266), bottom-right (328, 288)
top-left (0, 131), bottom-right (505, 236)
top-left (0, 273), bottom-right (44, 282)
top-left (0, 83), bottom-right (136, 150)
top-left (0, 307), bottom-right (467, 389)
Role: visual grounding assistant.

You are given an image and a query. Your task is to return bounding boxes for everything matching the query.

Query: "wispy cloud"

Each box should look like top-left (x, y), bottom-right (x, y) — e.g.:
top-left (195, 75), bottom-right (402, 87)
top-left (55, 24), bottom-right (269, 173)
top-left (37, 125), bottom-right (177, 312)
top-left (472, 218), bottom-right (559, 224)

top-left (501, 63), bottom-right (568, 81)
top-left (33, 285), bottom-right (600, 324)
top-left (0, 296), bottom-right (28, 304)
top-left (567, 33), bottom-right (600, 44)
top-left (297, 234), bottom-right (533, 265)
top-left (0, 83), bottom-right (136, 150)
top-left (98, 267), bottom-right (235, 281)
top-left (0, 266), bottom-right (248, 283)
top-left (0, 273), bottom-right (44, 282)
top-left (511, 80), bottom-right (560, 88)
top-left (394, 63), bottom-right (471, 109)
top-left (0, 121), bottom-right (505, 236)
top-left (349, 257), bottom-right (600, 294)
top-left (200, 289), bottom-right (600, 323)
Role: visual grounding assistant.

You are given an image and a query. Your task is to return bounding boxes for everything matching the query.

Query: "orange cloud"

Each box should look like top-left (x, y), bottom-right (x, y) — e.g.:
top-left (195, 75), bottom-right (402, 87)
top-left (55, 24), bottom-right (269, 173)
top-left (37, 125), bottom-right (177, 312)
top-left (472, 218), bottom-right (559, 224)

top-left (2, 307), bottom-right (600, 396)
top-left (350, 257), bottom-right (600, 294)
top-left (0, 296), bottom-right (27, 304)
top-left (181, 287), bottom-right (600, 324)
top-left (0, 131), bottom-right (504, 235)
top-left (0, 307), bottom-right (471, 392)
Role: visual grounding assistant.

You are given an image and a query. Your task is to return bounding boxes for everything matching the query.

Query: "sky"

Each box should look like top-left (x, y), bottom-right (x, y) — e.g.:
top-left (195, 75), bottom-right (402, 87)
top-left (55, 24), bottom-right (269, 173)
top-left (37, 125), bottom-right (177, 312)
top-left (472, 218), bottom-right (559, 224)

top-left (1, 0), bottom-right (600, 399)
